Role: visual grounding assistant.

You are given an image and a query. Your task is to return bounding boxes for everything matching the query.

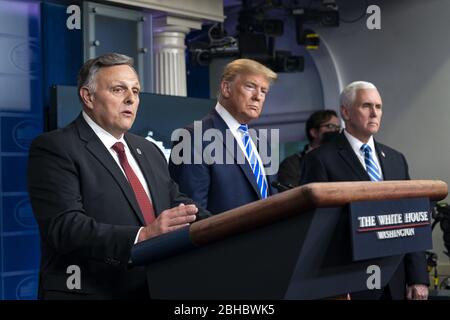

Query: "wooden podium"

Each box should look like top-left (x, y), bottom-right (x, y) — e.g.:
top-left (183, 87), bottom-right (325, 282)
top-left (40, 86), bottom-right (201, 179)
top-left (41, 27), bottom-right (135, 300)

top-left (131, 180), bottom-right (447, 299)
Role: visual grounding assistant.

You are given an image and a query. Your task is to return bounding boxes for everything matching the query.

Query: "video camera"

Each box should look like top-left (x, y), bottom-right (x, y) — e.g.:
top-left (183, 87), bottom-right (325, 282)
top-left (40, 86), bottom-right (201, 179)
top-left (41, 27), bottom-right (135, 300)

top-left (188, 23), bottom-right (240, 66)
top-left (188, 0), bottom-right (304, 72)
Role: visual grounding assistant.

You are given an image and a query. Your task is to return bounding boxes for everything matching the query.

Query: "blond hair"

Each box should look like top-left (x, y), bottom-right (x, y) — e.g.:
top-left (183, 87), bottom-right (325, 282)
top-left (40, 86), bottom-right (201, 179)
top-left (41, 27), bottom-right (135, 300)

top-left (221, 58), bottom-right (277, 84)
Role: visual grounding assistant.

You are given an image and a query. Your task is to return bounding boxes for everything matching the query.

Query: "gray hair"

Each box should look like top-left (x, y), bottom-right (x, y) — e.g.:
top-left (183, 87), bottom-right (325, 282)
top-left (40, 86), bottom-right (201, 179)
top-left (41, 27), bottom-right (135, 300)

top-left (339, 81), bottom-right (377, 108)
top-left (77, 53), bottom-right (136, 101)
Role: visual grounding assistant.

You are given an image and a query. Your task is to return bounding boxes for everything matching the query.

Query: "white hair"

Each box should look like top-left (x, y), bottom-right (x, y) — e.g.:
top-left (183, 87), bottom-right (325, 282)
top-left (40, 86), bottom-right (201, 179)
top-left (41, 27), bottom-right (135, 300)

top-left (339, 81), bottom-right (377, 108)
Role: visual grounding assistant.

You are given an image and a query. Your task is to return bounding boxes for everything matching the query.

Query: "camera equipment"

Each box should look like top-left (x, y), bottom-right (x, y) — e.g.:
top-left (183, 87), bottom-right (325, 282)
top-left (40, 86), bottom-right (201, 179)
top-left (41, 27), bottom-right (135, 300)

top-left (432, 202), bottom-right (450, 257)
top-left (271, 50), bottom-right (304, 72)
top-left (292, 0), bottom-right (339, 28)
top-left (188, 0), bottom-right (340, 71)
top-left (426, 251), bottom-right (439, 289)
top-left (237, 0), bottom-right (299, 70)
top-left (425, 202), bottom-right (450, 292)
top-left (296, 27), bottom-right (320, 50)
top-left (293, 0), bottom-right (339, 47)
top-left (237, 4), bottom-right (284, 38)
top-left (190, 45), bottom-right (239, 66)
top-left (188, 0), bottom-right (302, 72)
top-left (188, 23), bottom-right (239, 66)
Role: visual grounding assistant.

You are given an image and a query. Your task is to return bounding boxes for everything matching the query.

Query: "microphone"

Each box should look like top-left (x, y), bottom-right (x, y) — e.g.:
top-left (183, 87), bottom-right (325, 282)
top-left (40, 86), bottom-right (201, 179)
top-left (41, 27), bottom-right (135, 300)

top-left (271, 180), bottom-right (294, 192)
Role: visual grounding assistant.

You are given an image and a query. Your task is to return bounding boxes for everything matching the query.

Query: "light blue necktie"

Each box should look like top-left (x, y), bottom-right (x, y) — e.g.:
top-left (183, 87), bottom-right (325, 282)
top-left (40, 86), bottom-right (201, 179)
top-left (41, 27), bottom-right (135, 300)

top-left (238, 125), bottom-right (268, 199)
top-left (361, 144), bottom-right (382, 181)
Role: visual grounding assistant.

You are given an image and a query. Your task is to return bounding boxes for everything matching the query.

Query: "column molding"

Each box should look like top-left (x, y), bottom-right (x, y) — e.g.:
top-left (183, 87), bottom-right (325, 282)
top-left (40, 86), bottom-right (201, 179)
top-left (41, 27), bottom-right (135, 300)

top-left (153, 16), bottom-right (201, 96)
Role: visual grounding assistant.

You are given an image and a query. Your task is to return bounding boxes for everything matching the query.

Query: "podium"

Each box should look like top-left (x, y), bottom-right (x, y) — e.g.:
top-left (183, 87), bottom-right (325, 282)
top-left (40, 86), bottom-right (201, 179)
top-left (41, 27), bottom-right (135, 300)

top-left (132, 180), bottom-right (447, 299)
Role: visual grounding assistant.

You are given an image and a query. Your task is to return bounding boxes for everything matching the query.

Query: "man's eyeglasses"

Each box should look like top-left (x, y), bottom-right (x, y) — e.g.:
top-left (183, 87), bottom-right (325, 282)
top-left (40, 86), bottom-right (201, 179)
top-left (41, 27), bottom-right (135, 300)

top-left (320, 124), bottom-right (341, 131)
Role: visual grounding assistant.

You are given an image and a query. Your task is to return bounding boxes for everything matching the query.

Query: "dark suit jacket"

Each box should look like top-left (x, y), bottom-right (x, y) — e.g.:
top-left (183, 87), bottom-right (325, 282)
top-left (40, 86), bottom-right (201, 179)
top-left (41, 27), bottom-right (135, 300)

top-left (277, 145), bottom-right (308, 188)
top-left (169, 109), bottom-right (277, 215)
top-left (27, 114), bottom-right (209, 299)
top-left (299, 132), bottom-right (429, 299)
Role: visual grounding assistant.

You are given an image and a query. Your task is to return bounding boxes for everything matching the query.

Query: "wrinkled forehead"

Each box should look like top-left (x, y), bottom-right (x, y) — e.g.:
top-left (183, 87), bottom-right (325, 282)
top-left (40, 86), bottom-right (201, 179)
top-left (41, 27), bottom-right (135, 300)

top-left (96, 65), bottom-right (140, 86)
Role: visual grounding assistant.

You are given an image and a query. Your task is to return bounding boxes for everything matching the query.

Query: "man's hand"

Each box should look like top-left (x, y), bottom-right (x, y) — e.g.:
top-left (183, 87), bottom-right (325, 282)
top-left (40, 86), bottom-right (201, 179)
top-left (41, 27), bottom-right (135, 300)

top-left (138, 203), bottom-right (198, 242)
top-left (406, 284), bottom-right (429, 300)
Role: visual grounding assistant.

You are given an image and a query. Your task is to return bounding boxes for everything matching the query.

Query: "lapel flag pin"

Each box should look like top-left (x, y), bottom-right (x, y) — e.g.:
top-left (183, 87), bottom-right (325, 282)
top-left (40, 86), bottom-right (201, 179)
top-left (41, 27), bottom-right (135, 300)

top-left (137, 148), bottom-right (142, 155)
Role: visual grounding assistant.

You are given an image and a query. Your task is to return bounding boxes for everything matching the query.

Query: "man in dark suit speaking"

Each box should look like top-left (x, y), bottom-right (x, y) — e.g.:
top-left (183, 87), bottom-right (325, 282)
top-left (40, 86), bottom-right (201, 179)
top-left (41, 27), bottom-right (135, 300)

top-left (27, 53), bottom-right (209, 299)
top-left (300, 81), bottom-right (429, 300)
top-left (169, 59), bottom-right (278, 214)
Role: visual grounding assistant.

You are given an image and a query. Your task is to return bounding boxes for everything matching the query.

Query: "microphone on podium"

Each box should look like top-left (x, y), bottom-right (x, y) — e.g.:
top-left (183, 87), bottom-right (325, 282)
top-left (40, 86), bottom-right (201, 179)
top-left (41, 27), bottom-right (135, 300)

top-left (271, 180), bottom-right (294, 192)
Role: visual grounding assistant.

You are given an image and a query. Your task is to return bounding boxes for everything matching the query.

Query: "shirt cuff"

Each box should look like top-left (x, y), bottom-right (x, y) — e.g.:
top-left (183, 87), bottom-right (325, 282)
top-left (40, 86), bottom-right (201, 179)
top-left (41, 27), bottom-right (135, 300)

top-left (134, 227), bottom-right (144, 244)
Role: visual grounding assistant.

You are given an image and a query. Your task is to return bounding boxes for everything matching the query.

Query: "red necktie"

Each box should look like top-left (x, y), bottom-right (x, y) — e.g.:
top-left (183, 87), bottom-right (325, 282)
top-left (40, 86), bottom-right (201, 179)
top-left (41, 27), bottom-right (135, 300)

top-left (112, 142), bottom-right (155, 225)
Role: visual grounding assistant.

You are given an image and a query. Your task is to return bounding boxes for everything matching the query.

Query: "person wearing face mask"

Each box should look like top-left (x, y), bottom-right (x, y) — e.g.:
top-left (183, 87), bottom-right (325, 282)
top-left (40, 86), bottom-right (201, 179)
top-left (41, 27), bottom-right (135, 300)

top-left (277, 109), bottom-right (341, 189)
top-left (169, 58), bottom-right (278, 215)
top-left (299, 81), bottom-right (429, 300)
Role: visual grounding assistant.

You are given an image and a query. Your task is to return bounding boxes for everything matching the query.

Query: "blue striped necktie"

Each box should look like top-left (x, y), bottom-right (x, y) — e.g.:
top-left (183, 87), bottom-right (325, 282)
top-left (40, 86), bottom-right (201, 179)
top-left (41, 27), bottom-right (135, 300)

top-left (238, 125), bottom-right (268, 199)
top-left (361, 144), bottom-right (382, 181)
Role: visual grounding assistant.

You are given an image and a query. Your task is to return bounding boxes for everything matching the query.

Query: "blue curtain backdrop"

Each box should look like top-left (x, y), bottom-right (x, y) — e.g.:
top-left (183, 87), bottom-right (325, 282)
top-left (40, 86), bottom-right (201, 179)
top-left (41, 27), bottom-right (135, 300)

top-left (0, 0), bottom-right (82, 300)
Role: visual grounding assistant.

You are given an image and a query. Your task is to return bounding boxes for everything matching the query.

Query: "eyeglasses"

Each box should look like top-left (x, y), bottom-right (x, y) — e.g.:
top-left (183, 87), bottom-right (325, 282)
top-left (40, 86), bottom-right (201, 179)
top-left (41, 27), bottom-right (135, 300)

top-left (320, 124), bottom-right (341, 131)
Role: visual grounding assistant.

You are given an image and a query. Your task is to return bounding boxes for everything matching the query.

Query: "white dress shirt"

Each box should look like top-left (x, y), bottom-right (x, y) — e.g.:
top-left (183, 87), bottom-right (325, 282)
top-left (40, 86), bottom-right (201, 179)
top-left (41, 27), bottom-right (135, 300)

top-left (343, 129), bottom-right (383, 179)
top-left (82, 111), bottom-right (149, 242)
top-left (215, 103), bottom-right (268, 180)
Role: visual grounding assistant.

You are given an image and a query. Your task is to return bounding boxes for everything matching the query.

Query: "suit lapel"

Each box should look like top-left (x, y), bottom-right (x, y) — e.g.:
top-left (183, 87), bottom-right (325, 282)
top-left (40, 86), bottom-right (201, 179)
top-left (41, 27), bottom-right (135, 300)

top-left (210, 110), bottom-right (262, 199)
top-left (374, 141), bottom-right (390, 180)
top-left (76, 116), bottom-right (146, 225)
top-left (125, 134), bottom-right (162, 215)
top-left (336, 133), bottom-right (371, 181)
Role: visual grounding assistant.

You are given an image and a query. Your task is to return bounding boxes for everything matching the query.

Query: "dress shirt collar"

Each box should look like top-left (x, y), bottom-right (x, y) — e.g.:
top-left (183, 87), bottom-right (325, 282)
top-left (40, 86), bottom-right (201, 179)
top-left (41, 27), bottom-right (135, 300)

top-left (82, 111), bottom-right (127, 150)
top-left (215, 102), bottom-right (242, 132)
top-left (343, 129), bottom-right (376, 154)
